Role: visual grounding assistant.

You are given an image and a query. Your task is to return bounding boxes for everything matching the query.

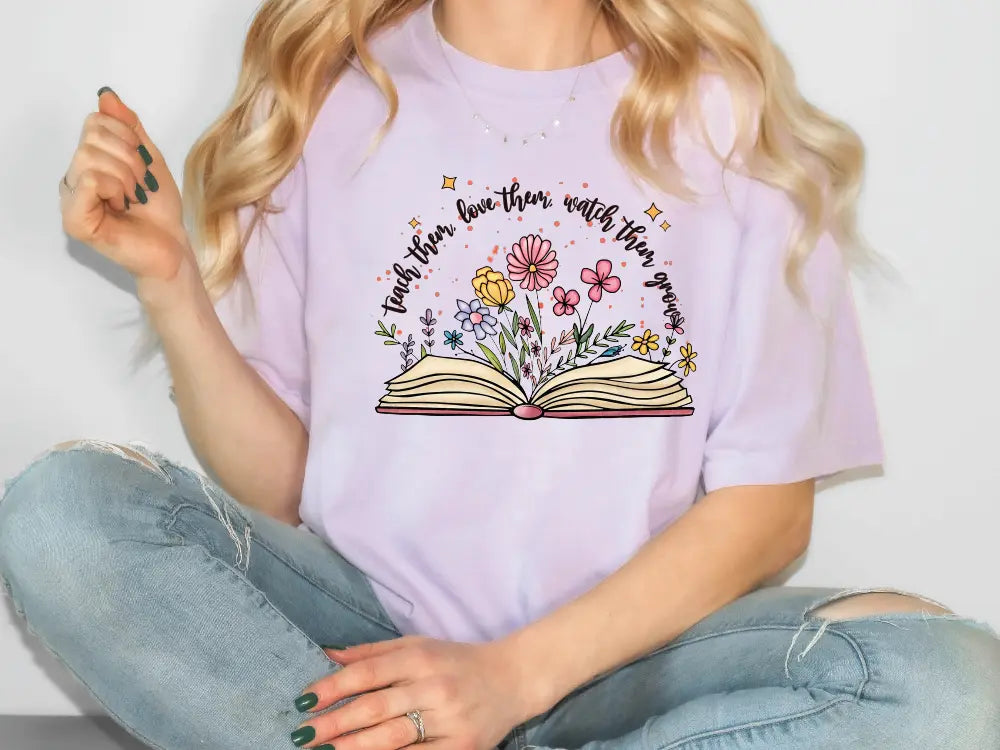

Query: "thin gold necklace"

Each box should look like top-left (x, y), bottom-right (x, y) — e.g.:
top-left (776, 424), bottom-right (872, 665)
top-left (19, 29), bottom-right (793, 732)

top-left (430, 1), bottom-right (602, 146)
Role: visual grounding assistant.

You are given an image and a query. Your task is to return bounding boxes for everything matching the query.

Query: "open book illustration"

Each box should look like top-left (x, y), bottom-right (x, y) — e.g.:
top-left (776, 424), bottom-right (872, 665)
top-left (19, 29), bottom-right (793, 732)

top-left (376, 354), bottom-right (695, 420)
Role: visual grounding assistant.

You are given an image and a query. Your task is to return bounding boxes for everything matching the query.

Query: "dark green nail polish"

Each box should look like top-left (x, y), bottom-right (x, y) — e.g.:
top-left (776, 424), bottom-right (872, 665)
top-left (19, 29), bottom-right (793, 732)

top-left (291, 725), bottom-right (315, 746)
top-left (144, 169), bottom-right (159, 192)
top-left (138, 145), bottom-right (153, 166)
top-left (97, 86), bottom-right (115, 98)
top-left (135, 184), bottom-right (147, 204)
top-left (124, 196), bottom-right (130, 210)
top-left (315, 745), bottom-right (335, 750)
top-left (320, 644), bottom-right (346, 651)
top-left (293, 692), bottom-right (318, 712)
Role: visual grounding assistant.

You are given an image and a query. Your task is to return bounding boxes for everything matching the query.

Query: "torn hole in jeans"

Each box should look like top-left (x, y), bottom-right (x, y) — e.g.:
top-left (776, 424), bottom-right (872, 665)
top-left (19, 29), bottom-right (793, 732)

top-left (0, 438), bottom-right (173, 505)
top-left (783, 586), bottom-right (957, 679)
top-left (95, 440), bottom-right (253, 574)
top-left (187, 471), bottom-right (253, 574)
top-left (3, 439), bottom-right (253, 575)
top-left (51, 439), bottom-right (173, 484)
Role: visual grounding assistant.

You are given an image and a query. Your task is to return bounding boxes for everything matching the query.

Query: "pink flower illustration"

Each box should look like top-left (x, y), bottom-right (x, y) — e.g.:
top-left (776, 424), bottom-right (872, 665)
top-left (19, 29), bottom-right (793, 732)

top-left (552, 286), bottom-right (580, 316)
top-left (581, 259), bottom-right (622, 302)
top-left (507, 234), bottom-right (558, 291)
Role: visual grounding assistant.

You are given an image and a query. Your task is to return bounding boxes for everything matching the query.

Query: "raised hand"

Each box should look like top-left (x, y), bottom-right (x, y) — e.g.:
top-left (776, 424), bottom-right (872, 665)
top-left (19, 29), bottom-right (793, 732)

top-left (60, 86), bottom-right (193, 283)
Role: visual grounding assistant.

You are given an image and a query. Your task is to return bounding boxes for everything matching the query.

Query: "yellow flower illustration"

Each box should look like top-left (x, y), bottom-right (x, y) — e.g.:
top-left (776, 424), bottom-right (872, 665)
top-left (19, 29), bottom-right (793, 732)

top-left (678, 343), bottom-right (698, 376)
top-left (631, 329), bottom-right (660, 356)
top-left (472, 266), bottom-right (515, 307)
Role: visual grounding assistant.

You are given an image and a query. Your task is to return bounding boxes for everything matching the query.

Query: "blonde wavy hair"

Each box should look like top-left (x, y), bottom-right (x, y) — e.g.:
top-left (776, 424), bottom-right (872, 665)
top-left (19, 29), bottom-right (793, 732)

top-left (133, 0), bottom-right (879, 367)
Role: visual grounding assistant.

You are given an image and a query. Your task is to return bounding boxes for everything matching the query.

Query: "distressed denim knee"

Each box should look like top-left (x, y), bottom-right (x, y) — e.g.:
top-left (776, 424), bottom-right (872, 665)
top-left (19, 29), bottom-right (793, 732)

top-left (789, 589), bottom-right (1000, 748)
top-left (874, 618), bottom-right (1000, 747)
top-left (0, 441), bottom-right (184, 632)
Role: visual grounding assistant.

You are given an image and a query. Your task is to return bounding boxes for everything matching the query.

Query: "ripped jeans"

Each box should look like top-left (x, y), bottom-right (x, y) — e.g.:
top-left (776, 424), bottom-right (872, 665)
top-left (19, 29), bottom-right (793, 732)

top-left (1, 441), bottom-right (998, 750)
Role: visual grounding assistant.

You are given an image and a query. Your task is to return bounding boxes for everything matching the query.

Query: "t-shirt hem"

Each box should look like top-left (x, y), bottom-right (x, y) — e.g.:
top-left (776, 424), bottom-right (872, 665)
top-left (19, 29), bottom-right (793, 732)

top-left (702, 445), bottom-right (885, 495)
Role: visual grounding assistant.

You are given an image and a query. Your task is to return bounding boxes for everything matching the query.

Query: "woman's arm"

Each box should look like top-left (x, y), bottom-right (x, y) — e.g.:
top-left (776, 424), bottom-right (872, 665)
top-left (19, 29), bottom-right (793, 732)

top-left (498, 480), bottom-right (814, 720)
top-left (138, 251), bottom-right (309, 526)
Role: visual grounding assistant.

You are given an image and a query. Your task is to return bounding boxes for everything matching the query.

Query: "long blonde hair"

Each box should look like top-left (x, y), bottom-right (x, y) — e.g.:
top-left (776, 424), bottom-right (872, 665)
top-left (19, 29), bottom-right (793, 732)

top-left (133, 0), bottom-right (876, 367)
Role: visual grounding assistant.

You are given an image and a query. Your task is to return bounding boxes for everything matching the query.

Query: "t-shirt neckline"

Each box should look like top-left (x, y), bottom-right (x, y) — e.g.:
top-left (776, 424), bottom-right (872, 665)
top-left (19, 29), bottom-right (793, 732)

top-left (409, 0), bottom-right (635, 100)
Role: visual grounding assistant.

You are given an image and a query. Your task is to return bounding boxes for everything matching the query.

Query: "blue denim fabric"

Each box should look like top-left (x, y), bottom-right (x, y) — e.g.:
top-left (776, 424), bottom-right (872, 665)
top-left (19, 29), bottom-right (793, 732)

top-left (0, 441), bottom-right (998, 750)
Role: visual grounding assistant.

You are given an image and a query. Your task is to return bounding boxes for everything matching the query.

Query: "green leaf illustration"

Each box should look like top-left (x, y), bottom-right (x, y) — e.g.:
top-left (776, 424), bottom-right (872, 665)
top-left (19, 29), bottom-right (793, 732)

top-left (527, 300), bottom-right (542, 340)
top-left (501, 323), bottom-right (518, 348)
top-left (499, 333), bottom-right (507, 356)
top-left (477, 342), bottom-right (504, 372)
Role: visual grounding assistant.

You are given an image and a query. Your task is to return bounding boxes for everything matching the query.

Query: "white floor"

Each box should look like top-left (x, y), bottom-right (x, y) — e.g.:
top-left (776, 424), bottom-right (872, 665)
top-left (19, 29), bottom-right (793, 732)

top-left (0, 716), bottom-right (149, 749)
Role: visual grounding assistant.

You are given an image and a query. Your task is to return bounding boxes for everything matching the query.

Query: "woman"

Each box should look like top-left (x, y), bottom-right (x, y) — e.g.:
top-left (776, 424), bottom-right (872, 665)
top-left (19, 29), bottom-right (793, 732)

top-left (2, 0), bottom-right (998, 748)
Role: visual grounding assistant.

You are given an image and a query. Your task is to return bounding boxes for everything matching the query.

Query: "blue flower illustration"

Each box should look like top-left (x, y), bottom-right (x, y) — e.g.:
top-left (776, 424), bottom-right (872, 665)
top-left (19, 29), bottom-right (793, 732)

top-left (454, 298), bottom-right (498, 341)
top-left (444, 330), bottom-right (463, 350)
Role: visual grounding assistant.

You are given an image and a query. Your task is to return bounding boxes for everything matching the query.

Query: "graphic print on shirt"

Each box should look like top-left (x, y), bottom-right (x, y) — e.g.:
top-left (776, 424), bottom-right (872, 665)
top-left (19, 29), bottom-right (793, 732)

top-left (372, 175), bottom-right (698, 420)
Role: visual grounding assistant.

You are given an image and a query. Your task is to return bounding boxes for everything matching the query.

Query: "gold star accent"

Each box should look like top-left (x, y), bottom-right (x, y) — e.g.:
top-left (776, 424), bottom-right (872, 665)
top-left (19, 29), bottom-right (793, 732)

top-left (660, 219), bottom-right (671, 231)
top-left (408, 217), bottom-right (421, 229)
top-left (644, 202), bottom-right (662, 222)
top-left (441, 175), bottom-right (457, 190)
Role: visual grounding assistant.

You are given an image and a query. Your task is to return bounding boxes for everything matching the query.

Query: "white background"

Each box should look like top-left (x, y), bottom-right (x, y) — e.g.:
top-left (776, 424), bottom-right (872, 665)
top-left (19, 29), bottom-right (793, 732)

top-left (0, 0), bottom-right (996, 716)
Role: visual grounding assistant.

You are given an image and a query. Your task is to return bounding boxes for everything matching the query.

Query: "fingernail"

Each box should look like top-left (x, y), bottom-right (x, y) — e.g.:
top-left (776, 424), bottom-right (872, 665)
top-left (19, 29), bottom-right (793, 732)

top-left (135, 184), bottom-right (148, 204)
top-left (320, 644), bottom-right (345, 651)
top-left (124, 196), bottom-right (131, 211)
top-left (138, 145), bottom-right (153, 166)
top-left (316, 745), bottom-right (335, 750)
top-left (97, 86), bottom-right (116, 98)
top-left (291, 725), bottom-right (316, 746)
top-left (293, 692), bottom-right (318, 712)
top-left (144, 169), bottom-right (159, 192)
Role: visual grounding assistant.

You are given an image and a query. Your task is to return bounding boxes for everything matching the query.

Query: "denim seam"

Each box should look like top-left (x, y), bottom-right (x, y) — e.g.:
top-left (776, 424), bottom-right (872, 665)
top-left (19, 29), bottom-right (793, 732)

top-left (192, 545), bottom-right (334, 656)
top-left (164, 501), bottom-right (399, 636)
top-left (513, 723), bottom-right (526, 750)
top-left (129, 448), bottom-right (404, 634)
top-left (659, 693), bottom-right (858, 750)
top-left (557, 623), bottom-right (867, 703)
top-left (823, 626), bottom-right (871, 702)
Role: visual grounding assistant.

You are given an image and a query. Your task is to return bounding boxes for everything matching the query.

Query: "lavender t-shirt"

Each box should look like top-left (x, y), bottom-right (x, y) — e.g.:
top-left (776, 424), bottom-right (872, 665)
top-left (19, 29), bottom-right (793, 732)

top-left (214, 2), bottom-right (884, 642)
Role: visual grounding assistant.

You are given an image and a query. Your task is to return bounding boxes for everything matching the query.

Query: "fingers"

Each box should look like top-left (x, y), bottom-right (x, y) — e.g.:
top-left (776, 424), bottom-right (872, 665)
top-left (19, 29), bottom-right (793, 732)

top-left (79, 112), bottom-right (146, 187)
top-left (97, 87), bottom-right (162, 167)
top-left (294, 687), bottom-right (436, 750)
top-left (80, 110), bottom-right (141, 151)
top-left (70, 142), bottom-right (143, 209)
top-left (307, 645), bottom-right (432, 709)
top-left (61, 168), bottom-right (130, 256)
top-left (331, 636), bottom-right (416, 663)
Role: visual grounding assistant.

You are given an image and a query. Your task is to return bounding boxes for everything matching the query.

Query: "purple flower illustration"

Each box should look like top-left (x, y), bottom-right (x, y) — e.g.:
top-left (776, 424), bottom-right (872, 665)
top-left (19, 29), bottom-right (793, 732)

top-left (454, 298), bottom-right (498, 341)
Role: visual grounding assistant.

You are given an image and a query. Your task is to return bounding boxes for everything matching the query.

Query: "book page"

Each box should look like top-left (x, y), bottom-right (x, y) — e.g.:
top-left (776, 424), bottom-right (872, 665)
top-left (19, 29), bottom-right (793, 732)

top-left (541, 391), bottom-right (694, 411)
top-left (385, 354), bottom-right (525, 404)
top-left (379, 391), bottom-right (517, 409)
top-left (531, 356), bottom-right (666, 403)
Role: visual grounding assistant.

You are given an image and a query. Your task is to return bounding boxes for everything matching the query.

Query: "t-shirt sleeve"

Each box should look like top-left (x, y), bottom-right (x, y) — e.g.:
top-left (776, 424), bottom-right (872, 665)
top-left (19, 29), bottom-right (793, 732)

top-left (212, 157), bottom-right (311, 428)
top-left (700, 176), bottom-right (884, 493)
